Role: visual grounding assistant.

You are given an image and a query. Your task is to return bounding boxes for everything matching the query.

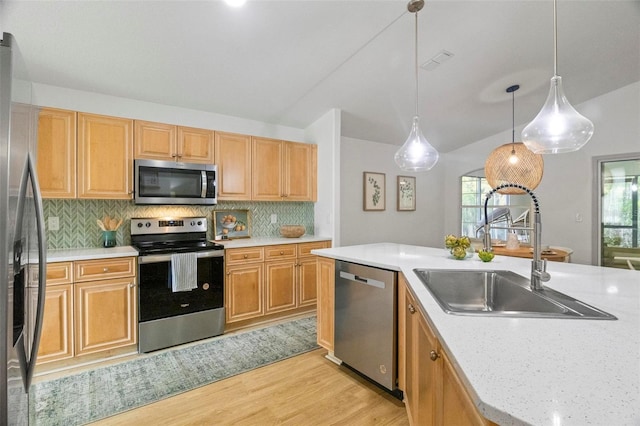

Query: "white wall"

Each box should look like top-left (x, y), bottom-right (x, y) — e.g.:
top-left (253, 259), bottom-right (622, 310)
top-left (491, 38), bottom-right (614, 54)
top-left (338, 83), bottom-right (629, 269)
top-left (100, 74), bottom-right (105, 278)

top-left (31, 83), bottom-right (306, 142)
top-left (444, 82), bottom-right (640, 265)
top-left (340, 136), bottom-right (445, 247)
top-left (305, 109), bottom-right (341, 243)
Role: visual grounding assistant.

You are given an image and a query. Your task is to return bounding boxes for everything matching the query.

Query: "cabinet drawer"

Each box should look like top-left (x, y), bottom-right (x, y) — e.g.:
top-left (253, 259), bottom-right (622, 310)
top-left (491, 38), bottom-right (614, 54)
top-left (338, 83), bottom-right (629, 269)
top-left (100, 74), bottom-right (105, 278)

top-left (298, 240), bottom-right (331, 257)
top-left (74, 257), bottom-right (136, 282)
top-left (225, 247), bottom-right (264, 265)
top-left (264, 244), bottom-right (297, 260)
top-left (47, 262), bottom-right (74, 286)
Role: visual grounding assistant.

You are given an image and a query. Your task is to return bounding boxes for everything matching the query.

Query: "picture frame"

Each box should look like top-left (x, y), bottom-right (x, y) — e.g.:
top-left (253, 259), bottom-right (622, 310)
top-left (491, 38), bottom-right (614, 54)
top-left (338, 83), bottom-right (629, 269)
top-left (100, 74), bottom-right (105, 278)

top-left (363, 171), bottom-right (386, 211)
top-left (213, 209), bottom-right (251, 239)
top-left (397, 176), bottom-right (416, 211)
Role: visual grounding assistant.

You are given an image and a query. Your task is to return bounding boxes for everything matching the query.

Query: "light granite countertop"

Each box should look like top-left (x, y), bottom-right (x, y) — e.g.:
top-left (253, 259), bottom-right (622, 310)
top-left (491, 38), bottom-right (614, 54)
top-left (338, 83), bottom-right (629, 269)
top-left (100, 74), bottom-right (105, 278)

top-left (211, 235), bottom-right (332, 249)
top-left (312, 243), bottom-right (640, 426)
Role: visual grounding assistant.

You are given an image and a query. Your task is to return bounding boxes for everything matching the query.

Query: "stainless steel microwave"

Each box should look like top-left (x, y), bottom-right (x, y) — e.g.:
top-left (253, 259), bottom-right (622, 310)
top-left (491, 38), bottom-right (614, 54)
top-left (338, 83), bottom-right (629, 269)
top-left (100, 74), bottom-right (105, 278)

top-left (134, 159), bottom-right (217, 205)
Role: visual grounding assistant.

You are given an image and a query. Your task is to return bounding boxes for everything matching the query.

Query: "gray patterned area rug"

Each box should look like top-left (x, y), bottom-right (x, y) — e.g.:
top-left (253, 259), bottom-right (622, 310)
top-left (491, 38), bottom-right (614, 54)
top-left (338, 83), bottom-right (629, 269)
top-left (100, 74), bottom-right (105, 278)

top-left (32, 316), bottom-right (318, 425)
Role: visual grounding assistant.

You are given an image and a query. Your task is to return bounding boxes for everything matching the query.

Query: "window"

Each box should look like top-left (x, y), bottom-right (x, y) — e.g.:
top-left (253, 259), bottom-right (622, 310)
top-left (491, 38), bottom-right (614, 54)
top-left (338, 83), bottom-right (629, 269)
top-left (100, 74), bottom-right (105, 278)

top-left (595, 155), bottom-right (640, 268)
top-left (461, 170), bottom-right (532, 243)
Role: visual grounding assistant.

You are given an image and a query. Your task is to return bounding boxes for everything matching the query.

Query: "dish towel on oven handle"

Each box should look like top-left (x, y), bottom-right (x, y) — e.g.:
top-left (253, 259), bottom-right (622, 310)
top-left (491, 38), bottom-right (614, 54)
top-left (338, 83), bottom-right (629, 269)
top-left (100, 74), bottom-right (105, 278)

top-left (171, 252), bottom-right (198, 292)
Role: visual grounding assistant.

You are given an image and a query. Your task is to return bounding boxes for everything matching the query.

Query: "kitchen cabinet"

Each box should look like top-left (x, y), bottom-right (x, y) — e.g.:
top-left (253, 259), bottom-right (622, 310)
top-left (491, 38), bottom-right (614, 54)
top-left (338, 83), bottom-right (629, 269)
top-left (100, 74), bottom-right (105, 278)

top-left (36, 262), bottom-right (74, 364)
top-left (225, 247), bottom-right (265, 323)
top-left (77, 113), bottom-right (134, 199)
top-left (73, 257), bottom-right (137, 357)
top-left (134, 120), bottom-right (215, 164)
top-left (36, 108), bottom-right (77, 199)
top-left (214, 131), bottom-right (252, 200)
top-left (225, 241), bottom-right (330, 330)
top-left (400, 275), bottom-right (494, 426)
top-left (316, 256), bottom-right (335, 352)
top-left (252, 137), bottom-right (317, 202)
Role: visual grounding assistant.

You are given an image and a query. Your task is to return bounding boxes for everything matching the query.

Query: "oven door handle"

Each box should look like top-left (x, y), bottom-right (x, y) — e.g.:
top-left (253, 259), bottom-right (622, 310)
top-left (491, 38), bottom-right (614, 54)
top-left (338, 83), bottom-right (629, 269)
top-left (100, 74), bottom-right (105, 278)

top-left (138, 250), bottom-right (224, 264)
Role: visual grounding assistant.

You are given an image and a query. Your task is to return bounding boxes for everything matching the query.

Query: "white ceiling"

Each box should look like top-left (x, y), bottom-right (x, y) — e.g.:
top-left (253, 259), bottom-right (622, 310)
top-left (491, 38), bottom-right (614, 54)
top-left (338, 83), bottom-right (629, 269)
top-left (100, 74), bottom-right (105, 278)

top-left (1, 0), bottom-right (639, 153)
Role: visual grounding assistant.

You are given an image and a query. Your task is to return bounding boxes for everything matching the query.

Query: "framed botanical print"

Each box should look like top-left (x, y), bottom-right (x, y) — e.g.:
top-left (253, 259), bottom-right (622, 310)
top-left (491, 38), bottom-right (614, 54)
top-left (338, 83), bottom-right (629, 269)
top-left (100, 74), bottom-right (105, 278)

top-left (363, 172), bottom-right (385, 211)
top-left (397, 176), bottom-right (416, 211)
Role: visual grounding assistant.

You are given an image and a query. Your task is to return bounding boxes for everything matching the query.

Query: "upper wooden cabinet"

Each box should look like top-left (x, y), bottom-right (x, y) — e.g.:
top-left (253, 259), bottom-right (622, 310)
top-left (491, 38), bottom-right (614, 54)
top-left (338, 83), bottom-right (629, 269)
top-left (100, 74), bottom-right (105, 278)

top-left (77, 113), bottom-right (133, 199)
top-left (134, 120), bottom-right (214, 164)
top-left (36, 108), bottom-right (77, 199)
top-left (252, 137), bottom-right (317, 202)
top-left (215, 131), bottom-right (252, 200)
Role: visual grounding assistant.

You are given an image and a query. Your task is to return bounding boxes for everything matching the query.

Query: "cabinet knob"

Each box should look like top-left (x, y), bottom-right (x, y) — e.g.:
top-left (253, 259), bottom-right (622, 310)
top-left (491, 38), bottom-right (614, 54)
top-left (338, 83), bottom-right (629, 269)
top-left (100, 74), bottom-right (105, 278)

top-left (408, 303), bottom-right (416, 314)
top-left (103, 267), bottom-right (109, 273)
top-left (129, 284), bottom-right (134, 288)
top-left (430, 350), bottom-right (440, 361)
top-left (243, 254), bottom-right (248, 259)
top-left (280, 251), bottom-right (284, 255)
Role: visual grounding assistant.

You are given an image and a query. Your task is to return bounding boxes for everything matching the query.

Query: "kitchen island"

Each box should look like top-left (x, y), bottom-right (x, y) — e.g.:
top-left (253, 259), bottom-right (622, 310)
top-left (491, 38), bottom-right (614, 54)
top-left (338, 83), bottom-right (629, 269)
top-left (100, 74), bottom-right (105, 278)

top-left (313, 243), bottom-right (639, 426)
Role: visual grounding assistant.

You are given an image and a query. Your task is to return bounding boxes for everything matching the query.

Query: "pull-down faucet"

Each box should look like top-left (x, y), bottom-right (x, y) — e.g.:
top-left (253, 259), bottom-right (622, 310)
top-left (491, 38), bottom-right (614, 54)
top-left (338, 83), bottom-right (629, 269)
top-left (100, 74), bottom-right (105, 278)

top-left (483, 183), bottom-right (550, 290)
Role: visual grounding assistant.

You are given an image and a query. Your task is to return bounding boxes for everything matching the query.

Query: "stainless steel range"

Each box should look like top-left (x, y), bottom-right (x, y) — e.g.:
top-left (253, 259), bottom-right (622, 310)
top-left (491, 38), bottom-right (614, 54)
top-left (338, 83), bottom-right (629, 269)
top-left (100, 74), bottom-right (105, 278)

top-left (131, 217), bottom-right (225, 353)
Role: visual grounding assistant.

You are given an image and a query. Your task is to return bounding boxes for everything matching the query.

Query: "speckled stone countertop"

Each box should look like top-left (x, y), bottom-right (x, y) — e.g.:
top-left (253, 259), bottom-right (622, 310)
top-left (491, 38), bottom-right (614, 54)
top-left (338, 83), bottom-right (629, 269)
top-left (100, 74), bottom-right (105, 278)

top-left (212, 235), bottom-right (332, 249)
top-left (312, 243), bottom-right (640, 426)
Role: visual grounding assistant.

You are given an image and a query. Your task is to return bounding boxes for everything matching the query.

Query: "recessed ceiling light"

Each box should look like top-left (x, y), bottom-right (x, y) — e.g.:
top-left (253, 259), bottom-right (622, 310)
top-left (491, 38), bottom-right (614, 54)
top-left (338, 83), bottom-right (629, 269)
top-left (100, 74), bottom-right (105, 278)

top-left (225, 0), bottom-right (247, 7)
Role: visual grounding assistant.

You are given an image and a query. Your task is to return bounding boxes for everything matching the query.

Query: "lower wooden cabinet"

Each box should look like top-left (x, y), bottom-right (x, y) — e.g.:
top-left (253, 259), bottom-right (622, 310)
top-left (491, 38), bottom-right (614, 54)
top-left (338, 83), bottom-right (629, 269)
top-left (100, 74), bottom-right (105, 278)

top-left (75, 277), bottom-right (137, 356)
top-left (316, 256), bottom-right (335, 352)
top-left (37, 258), bottom-right (137, 366)
top-left (400, 274), bottom-right (494, 426)
top-left (224, 241), bottom-right (330, 328)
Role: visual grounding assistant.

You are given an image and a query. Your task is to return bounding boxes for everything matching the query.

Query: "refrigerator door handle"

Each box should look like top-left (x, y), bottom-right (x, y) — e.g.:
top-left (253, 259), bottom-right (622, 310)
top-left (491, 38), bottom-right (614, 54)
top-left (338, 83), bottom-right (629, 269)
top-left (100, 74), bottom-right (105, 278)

top-left (24, 152), bottom-right (47, 391)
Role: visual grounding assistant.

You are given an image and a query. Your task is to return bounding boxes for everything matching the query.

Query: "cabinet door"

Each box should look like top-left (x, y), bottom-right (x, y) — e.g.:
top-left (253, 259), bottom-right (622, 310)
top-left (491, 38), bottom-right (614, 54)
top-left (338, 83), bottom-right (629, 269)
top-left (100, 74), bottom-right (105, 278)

top-left (77, 113), bottom-right (133, 199)
top-left (297, 256), bottom-right (318, 307)
top-left (134, 120), bottom-right (176, 161)
top-left (405, 288), bottom-right (439, 426)
top-left (252, 137), bottom-right (283, 201)
top-left (37, 284), bottom-right (74, 364)
top-left (214, 132), bottom-right (252, 200)
top-left (75, 277), bottom-right (137, 356)
top-left (316, 257), bottom-right (335, 351)
top-left (225, 263), bottom-right (264, 323)
top-left (265, 260), bottom-right (297, 314)
top-left (441, 350), bottom-right (491, 426)
top-left (284, 141), bottom-right (317, 201)
top-left (37, 108), bottom-right (77, 198)
top-left (177, 126), bottom-right (214, 164)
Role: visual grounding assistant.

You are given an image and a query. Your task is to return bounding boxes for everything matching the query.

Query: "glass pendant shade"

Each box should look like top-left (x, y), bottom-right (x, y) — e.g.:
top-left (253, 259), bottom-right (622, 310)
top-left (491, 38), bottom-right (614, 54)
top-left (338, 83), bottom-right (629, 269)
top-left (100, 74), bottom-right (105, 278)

top-left (485, 142), bottom-right (544, 194)
top-left (522, 75), bottom-right (594, 154)
top-left (395, 116), bottom-right (439, 171)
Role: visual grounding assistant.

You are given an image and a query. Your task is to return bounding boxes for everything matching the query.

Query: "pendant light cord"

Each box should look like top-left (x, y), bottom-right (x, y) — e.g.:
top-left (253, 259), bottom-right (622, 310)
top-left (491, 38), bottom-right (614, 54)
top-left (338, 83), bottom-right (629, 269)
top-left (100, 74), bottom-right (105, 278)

top-left (511, 89), bottom-right (515, 145)
top-left (553, 0), bottom-right (558, 76)
top-left (414, 10), bottom-right (419, 117)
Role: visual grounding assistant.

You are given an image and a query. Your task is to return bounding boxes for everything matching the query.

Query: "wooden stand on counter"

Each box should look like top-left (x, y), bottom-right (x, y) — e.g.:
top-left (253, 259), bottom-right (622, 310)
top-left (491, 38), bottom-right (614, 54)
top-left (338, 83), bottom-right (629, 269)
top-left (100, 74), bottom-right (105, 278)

top-left (491, 246), bottom-right (571, 262)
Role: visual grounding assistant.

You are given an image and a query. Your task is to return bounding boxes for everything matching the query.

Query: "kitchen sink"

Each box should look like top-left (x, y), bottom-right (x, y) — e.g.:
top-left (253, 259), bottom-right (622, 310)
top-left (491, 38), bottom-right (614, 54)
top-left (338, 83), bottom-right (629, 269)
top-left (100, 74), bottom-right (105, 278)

top-left (413, 269), bottom-right (616, 320)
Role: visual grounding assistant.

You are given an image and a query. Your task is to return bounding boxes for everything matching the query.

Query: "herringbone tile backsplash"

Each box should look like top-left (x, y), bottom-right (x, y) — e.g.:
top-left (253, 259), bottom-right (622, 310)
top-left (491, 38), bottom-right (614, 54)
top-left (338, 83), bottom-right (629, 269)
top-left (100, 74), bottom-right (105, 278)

top-left (43, 200), bottom-right (315, 249)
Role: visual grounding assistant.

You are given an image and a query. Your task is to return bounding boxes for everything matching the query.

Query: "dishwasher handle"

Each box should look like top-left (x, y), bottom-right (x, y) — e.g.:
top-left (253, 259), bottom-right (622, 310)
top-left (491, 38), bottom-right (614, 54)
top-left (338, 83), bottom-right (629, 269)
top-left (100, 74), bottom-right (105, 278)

top-left (339, 271), bottom-right (385, 289)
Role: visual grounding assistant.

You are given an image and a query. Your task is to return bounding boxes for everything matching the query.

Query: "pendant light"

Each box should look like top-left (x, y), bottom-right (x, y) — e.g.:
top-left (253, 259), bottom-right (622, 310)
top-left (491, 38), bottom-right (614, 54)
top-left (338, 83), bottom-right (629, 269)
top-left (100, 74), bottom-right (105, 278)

top-left (485, 85), bottom-right (544, 195)
top-left (394, 0), bottom-right (439, 172)
top-left (521, 0), bottom-right (594, 154)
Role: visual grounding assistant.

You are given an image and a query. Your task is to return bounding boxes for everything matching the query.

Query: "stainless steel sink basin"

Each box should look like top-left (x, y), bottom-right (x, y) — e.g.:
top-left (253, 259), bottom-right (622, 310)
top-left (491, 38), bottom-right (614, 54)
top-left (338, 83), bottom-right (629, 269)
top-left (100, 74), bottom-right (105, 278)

top-left (413, 269), bottom-right (616, 320)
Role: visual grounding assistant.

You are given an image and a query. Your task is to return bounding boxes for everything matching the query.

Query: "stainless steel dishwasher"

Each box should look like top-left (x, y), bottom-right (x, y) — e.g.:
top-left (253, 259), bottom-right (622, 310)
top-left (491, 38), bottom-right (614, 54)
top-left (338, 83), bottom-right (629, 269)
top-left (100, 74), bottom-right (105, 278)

top-left (334, 260), bottom-right (399, 396)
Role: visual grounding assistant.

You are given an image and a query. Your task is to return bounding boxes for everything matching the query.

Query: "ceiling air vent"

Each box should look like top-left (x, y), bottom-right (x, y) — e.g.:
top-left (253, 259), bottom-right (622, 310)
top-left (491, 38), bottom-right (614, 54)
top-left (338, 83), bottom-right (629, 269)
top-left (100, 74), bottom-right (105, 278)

top-left (421, 50), bottom-right (454, 71)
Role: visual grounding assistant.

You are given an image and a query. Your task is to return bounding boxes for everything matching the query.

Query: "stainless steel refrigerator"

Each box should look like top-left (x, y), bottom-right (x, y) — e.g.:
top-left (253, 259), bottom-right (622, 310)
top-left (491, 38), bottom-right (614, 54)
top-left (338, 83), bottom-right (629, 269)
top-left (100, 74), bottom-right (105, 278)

top-left (1, 32), bottom-right (47, 425)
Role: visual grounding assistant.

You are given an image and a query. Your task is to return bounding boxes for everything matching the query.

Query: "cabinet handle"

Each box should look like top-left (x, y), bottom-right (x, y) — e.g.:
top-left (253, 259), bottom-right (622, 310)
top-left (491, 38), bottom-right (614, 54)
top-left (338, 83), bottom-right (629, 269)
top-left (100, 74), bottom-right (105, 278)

top-left (408, 303), bottom-right (416, 314)
top-left (103, 267), bottom-right (109, 273)
top-left (430, 350), bottom-right (440, 361)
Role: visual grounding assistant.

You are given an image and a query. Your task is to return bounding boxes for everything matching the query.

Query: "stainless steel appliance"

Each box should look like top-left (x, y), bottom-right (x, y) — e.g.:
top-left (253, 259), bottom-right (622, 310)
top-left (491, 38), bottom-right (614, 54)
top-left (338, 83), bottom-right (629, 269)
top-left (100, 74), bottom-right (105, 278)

top-left (132, 217), bottom-right (225, 353)
top-left (134, 159), bottom-right (217, 205)
top-left (334, 260), bottom-right (399, 397)
top-left (1, 33), bottom-right (47, 425)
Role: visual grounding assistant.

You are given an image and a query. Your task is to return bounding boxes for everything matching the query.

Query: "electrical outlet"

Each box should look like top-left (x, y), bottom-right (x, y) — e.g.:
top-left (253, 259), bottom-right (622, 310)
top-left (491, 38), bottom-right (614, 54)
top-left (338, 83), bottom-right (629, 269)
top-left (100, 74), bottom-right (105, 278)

top-left (270, 214), bottom-right (277, 224)
top-left (575, 213), bottom-right (583, 223)
top-left (48, 216), bottom-right (60, 231)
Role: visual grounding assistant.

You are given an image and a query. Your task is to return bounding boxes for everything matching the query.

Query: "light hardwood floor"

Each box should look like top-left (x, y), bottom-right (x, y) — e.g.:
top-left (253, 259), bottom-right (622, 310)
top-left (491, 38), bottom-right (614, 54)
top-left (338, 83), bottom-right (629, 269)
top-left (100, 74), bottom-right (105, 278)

top-left (90, 349), bottom-right (409, 425)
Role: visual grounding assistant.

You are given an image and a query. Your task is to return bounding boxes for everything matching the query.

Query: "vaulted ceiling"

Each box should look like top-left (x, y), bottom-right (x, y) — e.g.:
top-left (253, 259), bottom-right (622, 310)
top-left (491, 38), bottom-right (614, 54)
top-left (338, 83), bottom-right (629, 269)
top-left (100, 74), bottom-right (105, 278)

top-left (2, 0), bottom-right (638, 152)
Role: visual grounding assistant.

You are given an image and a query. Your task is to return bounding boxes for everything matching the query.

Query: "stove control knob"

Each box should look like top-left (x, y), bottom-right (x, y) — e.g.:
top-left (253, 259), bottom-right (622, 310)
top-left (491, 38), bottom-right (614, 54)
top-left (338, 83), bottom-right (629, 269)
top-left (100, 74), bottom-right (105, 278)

top-left (137, 223), bottom-right (143, 228)
top-left (197, 220), bottom-right (202, 226)
top-left (145, 222), bottom-right (151, 228)
top-left (190, 221), bottom-right (195, 226)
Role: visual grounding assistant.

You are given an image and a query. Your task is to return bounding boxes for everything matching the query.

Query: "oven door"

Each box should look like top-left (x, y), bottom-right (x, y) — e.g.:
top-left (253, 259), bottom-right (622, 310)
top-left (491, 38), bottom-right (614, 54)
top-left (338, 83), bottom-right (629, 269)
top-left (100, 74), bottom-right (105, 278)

top-left (138, 250), bottom-right (224, 322)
